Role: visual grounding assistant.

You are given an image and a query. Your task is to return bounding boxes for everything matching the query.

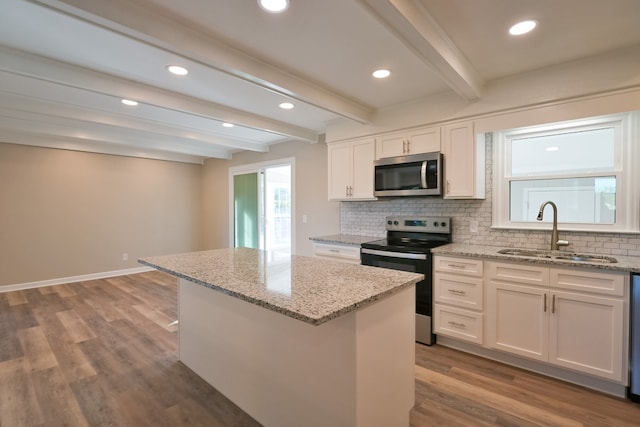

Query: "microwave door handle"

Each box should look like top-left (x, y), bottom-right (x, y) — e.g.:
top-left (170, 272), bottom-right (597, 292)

top-left (421, 161), bottom-right (427, 189)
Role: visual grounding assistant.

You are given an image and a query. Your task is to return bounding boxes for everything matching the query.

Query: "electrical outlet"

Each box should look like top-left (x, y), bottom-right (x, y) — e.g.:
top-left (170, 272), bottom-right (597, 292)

top-left (302, 214), bottom-right (308, 224)
top-left (122, 253), bottom-right (128, 261)
top-left (470, 221), bottom-right (479, 233)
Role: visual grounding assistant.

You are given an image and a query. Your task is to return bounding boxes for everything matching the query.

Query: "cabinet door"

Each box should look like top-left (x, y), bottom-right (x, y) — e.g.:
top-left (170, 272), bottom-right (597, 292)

top-left (548, 291), bottom-right (624, 381)
top-left (376, 133), bottom-right (405, 159)
top-left (350, 138), bottom-right (376, 199)
top-left (327, 142), bottom-right (351, 200)
top-left (313, 243), bottom-right (361, 264)
top-left (486, 281), bottom-right (549, 361)
top-left (443, 121), bottom-right (480, 199)
top-left (434, 304), bottom-right (483, 344)
top-left (408, 126), bottom-right (440, 154)
top-left (434, 256), bottom-right (483, 277)
top-left (434, 273), bottom-right (483, 310)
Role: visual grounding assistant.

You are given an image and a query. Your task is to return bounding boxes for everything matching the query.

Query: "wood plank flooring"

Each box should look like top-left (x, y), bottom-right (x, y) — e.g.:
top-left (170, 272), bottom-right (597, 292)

top-left (1, 271), bottom-right (639, 426)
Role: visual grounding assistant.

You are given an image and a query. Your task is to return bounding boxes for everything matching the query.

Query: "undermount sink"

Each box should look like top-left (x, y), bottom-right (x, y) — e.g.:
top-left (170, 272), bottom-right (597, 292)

top-left (497, 248), bottom-right (617, 264)
top-left (553, 254), bottom-right (618, 263)
top-left (497, 248), bottom-right (552, 258)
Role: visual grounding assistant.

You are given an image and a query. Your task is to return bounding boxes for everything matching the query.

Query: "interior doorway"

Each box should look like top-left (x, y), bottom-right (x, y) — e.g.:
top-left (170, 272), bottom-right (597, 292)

top-left (230, 159), bottom-right (293, 254)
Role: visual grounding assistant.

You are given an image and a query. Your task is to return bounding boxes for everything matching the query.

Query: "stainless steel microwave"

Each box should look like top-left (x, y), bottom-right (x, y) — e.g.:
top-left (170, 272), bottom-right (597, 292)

top-left (374, 152), bottom-right (443, 197)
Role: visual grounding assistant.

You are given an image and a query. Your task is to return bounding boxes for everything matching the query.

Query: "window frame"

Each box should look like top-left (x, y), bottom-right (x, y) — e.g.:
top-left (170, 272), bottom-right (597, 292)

top-left (492, 112), bottom-right (640, 233)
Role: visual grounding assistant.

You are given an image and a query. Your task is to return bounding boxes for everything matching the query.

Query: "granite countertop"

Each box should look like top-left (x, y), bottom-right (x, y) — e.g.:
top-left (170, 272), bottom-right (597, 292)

top-left (139, 247), bottom-right (422, 325)
top-left (432, 243), bottom-right (640, 273)
top-left (309, 234), bottom-right (381, 246)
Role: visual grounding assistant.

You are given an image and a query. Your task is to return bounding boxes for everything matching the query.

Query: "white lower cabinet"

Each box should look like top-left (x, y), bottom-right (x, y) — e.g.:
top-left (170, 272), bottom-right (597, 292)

top-left (433, 256), bottom-right (484, 344)
top-left (486, 281), bottom-right (548, 361)
top-left (486, 261), bottom-right (627, 382)
top-left (548, 290), bottom-right (624, 380)
top-left (312, 242), bottom-right (361, 264)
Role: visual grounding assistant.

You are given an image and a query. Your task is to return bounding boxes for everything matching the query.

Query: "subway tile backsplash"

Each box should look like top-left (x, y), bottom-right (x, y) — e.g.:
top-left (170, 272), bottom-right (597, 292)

top-left (340, 133), bottom-right (640, 257)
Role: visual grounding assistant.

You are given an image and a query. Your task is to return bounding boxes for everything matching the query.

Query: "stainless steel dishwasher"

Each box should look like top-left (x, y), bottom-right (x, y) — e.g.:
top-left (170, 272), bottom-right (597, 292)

top-left (630, 273), bottom-right (640, 402)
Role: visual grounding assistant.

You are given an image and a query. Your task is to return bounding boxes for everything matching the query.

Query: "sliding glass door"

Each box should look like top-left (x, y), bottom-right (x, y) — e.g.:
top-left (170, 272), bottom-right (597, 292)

top-left (233, 172), bottom-right (259, 249)
top-left (231, 160), bottom-right (293, 254)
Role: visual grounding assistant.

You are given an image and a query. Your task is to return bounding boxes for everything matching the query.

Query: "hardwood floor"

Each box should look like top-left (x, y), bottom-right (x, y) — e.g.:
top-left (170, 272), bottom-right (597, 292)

top-left (1, 271), bottom-right (639, 426)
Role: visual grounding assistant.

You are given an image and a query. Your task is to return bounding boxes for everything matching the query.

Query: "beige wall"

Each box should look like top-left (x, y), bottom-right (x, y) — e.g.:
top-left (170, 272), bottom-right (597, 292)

top-left (201, 140), bottom-right (340, 256)
top-left (0, 143), bottom-right (203, 287)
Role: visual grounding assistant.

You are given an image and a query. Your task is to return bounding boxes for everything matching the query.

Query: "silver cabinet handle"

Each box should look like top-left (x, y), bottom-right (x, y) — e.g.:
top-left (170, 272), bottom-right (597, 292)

top-left (448, 321), bottom-right (466, 328)
top-left (447, 263), bottom-right (467, 269)
top-left (329, 249), bottom-right (339, 253)
top-left (345, 185), bottom-right (353, 197)
top-left (544, 293), bottom-right (547, 312)
top-left (448, 289), bottom-right (466, 295)
top-left (552, 294), bottom-right (556, 314)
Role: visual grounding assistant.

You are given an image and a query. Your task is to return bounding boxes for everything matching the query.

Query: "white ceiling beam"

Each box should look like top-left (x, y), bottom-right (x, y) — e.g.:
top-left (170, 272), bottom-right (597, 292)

top-left (0, 86), bottom-right (271, 153)
top-left (0, 46), bottom-right (318, 143)
top-left (0, 111), bottom-right (234, 159)
top-left (29, 0), bottom-right (375, 124)
top-left (0, 129), bottom-right (208, 164)
top-left (358, 0), bottom-right (484, 100)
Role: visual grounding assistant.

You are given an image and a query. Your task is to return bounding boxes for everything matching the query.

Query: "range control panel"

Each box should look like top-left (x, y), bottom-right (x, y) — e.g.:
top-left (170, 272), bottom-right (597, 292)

top-left (385, 216), bottom-right (451, 234)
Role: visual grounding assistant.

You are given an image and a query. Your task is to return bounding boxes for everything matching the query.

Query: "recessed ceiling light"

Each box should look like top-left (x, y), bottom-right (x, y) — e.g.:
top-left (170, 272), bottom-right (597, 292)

top-left (121, 99), bottom-right (138, 106)
top-left (279, 102), bottom-right (294, 110)
top-left (258, 0), bottom-right (289, 13)
top-left (372, 69), bottom-right (391, 79)
top-left (166, 65), bottom-right (189, 76)
top-left (222, 123), bottom-right (235, 128)
top-left (546, 146), bottom-right (559, 152)
top-left (509, 20), bottom-right (537, 36)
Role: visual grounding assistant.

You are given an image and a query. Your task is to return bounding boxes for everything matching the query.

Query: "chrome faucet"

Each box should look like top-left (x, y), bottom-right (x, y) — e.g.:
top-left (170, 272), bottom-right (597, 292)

top-left (537, 201), bottom-right (569, 251)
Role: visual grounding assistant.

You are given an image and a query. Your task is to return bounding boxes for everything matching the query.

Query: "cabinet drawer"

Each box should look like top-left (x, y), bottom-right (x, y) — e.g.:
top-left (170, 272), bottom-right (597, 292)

top-left (550, 268), bottom-right (626, 296)
top-left (313, 243), bottom-right (360, 264)
top-left (486, 261), bottom-right (549, 286)
top-left (434, 304), bottom-right (483, 344)
top-left (433, 256), bottom-right (483, 277)
top-left (434, 273), bottom-right (483, 310)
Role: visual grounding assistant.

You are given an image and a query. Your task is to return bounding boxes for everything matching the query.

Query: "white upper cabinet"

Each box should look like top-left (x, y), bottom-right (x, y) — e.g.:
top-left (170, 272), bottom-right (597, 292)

top-left (327, 138), bottom-right (376, 201)
top-left (442, 121), bottom-right (485, 199)
top-left (376, 126), bottom-right (441, 159)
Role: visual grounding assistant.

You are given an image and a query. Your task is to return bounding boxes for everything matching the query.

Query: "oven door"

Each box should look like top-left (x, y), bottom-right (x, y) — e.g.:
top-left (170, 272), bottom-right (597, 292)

top-left (360, 248), bottom-right (432, 317)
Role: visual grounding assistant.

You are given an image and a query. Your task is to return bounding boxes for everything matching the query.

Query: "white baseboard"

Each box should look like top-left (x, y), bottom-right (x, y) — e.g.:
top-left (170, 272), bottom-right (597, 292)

top-left (0, 266), bottom-right (155, 293)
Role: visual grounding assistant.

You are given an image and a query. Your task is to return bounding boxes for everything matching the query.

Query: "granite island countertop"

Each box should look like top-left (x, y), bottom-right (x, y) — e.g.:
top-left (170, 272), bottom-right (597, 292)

top-left (432, 243), bottom-right (640, 273)
top-left (139, 247), bottom-right (422, 325)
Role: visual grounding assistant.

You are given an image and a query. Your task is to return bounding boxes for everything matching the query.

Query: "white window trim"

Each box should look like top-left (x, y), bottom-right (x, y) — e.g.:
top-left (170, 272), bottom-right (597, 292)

top-left (492, 112), bottom-right (640, 233)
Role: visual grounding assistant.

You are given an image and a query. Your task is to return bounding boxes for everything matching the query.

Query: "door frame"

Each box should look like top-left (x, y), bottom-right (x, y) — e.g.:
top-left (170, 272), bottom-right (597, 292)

top-left (228, 157), bottom-right (296, 253)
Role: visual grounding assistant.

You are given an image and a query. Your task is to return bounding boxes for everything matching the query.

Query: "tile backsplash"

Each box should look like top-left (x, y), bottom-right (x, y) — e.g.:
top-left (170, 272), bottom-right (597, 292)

top-left (340, 133), bottom-right (640, 257)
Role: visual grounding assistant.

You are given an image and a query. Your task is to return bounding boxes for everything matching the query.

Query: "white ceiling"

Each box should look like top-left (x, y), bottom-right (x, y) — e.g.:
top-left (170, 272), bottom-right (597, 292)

top-left (1, 0), bottom-right (640, 163)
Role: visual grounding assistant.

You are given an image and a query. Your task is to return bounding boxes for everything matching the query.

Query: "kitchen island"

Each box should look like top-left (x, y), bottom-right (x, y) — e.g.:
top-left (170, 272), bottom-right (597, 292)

top-left (139, 247), bottom-right (423, 427)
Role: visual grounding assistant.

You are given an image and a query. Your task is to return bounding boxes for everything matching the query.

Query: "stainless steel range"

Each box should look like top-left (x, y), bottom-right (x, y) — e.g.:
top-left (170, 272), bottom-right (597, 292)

top-left (360, 216), bottom-right (452, 345)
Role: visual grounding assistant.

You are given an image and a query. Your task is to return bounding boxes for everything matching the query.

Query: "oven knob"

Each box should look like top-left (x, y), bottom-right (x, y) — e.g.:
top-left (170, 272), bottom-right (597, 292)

top-left (387, 220), bottom-right (393, 225)
top-left (433, 221), bottom-right (439, 227)
top-left (441, 222), bottom-right (447, 227)
top-left (393, 220), bottom-right (399, 225)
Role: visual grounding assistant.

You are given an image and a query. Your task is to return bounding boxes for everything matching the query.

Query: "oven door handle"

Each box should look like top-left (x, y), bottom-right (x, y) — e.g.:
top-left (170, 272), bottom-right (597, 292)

top-left (361, 248), bottom-right (427, 260)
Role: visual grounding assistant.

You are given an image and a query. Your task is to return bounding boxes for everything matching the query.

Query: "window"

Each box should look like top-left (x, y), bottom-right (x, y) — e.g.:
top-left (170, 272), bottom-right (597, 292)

top-left (493, 112), bottom-right (639, 232)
